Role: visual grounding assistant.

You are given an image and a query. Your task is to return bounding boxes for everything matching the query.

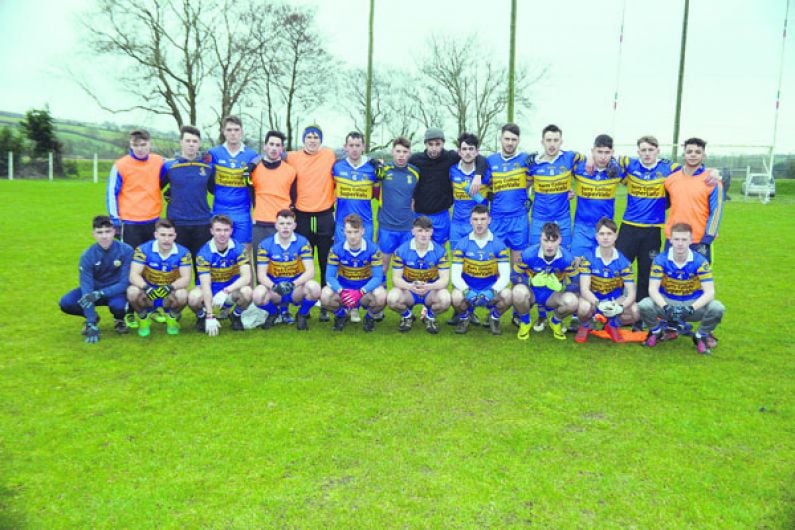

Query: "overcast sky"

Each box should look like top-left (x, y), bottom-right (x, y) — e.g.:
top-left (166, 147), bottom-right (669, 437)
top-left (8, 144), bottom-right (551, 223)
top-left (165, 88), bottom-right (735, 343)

top-left (1, 0), bottom-right (792, 156)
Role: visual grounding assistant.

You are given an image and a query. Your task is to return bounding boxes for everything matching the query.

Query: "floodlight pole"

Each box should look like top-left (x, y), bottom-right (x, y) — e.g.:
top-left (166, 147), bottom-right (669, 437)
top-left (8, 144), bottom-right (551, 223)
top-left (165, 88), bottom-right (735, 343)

top-left (671, 0), bottom-right (690, 160)
top-left (769, 0), bottom-right (790, 177)
top-left (507, 0), bottom-right (517, 122)
top-left (364, 0), bottom-right (375, 152)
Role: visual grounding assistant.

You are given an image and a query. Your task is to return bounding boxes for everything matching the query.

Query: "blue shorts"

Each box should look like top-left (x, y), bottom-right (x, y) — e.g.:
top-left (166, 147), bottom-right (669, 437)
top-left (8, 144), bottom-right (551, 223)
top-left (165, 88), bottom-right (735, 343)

top-left (571, 223), bottom-right (597, 258)
top-left (378, 227), bottom-right (412, 253)
top-left (449, 222), bottom-right (471, 248)
top-left (532, 287), bottom-right (553, 308)
top-left (416, 210), bottom-right (450, 246)
top-left (492, 213), bottom-right (529, 251)
top-left (411, 291), bottom-right (428, 306)
top-left (225, 212), bottom-right (252, 244)
top-left (336, 221), bottom-right (374, 246)
top-left (530, 217), bottom-right (572, 250)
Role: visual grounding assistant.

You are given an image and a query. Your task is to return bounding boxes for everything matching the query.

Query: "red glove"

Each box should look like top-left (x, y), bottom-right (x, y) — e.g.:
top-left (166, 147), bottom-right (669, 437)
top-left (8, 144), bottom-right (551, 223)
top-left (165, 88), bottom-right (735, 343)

top-left (339, 288), bottom-right (364, 309)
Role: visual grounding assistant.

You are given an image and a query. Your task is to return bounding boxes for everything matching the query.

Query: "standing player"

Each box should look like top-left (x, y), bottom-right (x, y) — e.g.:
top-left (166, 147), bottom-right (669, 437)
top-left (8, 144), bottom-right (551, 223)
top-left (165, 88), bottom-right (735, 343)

top-left (526, 124), bottom-right (584, 250)
top-left (410, 128), bottom-right (487, 246)
top-left (332, 131), bottom-right (379, 243)
top-left (187, 215), bottom-right (253, 336)
top-left (249, 130), bottom-right (297, 251)
top-left (571, 134), bottom-right (626, 258)
top-left (162, 125), bottom-right (214, 266)
top-left (664, 138), bottom-right (724, 263)
top-left (207, 116), bottom-right (260, 250)
top-left (512, 222), bottom-right (579, 340)
top-left (450, 132), bottom-right (488, 246)
top-left (387, 216), bottom-right (451, 334)
top-left (575, 217), bottom-right (640, 343)
top-left (485, 123), bottom-right (534, 267)
top-left (321, 214), bottom-right (387, 332)
top-left (127, 219), bottom-right (193, 337)
top-left (639, 222), bottom-right (725, 354)
top-left (377, 136), bottom-right (420, 274)
top-left (59, 215), bottom-right (134, 343)
top-left (252, 209), bottom-right (321, 331)
top-left (449, 205), bottom-right (512, 335)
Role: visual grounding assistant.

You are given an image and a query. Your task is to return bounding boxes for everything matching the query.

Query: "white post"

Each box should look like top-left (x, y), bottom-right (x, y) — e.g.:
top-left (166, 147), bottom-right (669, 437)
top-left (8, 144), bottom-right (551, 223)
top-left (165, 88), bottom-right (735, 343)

top-left (48, 152), bottom-right (53, 181)
top-left (93, 153), bottom-right (98, 184)
top-left (7, 151), bottom-right (12, 180)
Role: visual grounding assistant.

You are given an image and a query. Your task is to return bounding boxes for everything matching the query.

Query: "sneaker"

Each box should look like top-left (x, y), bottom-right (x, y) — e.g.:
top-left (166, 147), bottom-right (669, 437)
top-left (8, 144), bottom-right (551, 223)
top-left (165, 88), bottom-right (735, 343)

top-left (195, 316), bottom-right (206, 333)
top-left (643, 329), bottom-right (662, 348)
top-left (138, 314), bottom-right (152, 337)
top-left (363, 314), bottom-right (375, 332)
top-left (165, 315), bottom-right (180, 335)
top-left (124, 313), bottom-right (139, 330)
top-left (152, 310), bottom-right (167, 324)
top-left (470, 312), bottom-right (482, 327)
top-left (661, 329), bottom-right (679, 341)
top-left (455, 316), bottom-right (470, 334)
top-left (566, 316), bottom-right (580, 334)
top-left (229, 313), bottom-right (244, 331)
top-left (319, 308), bottom-right (330, 322)
top-left (693, 335), bottom-right (711, 355)
top-left (447, 313), bottom-right (462, 326)
top-left (260, 312), bottom-right (279, 330)
top-left (548, 318), bottom-right (566, 341)
top-left (488, 315), bottom-right (502, 336)
top-left (605, 324), bottom-right (625, 343)
top-left (517, 322), bottom-right (532, 340)
top-left (332, 314), bottom-right (346, 332)
top-left (398, 314), bottom-right (415, 333)
top-left (82, 316), bottom-right (100, 335)
top-left (511, 314), bottom-right (521, 328)
top-left (114, 318), bottom-right (128, 334)
top-left (425, 317), bottom-right (439, 334)
top-left (371, 310), bottom-right (385, 322)
top-left (349, 308), bottom-right (361, 323)
top-left (574, 326), bottom-right (589, 343)
top-left (631, 320), bottom-right (645, 332)
top-left (705, 333), bottom-right (718, 349)
top-left (280, 312), bottom-right (295, 325)
top-left (532, 318), bottom-right (547, 332)
top-left (296, 313), bottom-right (308, 331)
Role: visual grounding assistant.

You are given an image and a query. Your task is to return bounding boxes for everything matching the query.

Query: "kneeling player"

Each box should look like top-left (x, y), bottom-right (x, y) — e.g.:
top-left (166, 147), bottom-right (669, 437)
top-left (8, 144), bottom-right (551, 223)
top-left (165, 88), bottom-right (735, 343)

top-left (512, 222), bottom-right (578, 340)
top-left (386, 216), bottom-right (451, 334)
top-left (321, 213), bottom-right (387, 332)
top-left (59, 215), bottom-right (134, 343)
top-left (450, 205), bottom-right (512, 335)
top-left (575, 217), bottom-right (640, 343)
top-left (187, 215), bottom-right (253, 336)
top-left (638, 222), bottom-right (725, 354)
top-left (252, 209), bottom-right (321, 331)
top-left (127, 219), bottom-right (192, 337)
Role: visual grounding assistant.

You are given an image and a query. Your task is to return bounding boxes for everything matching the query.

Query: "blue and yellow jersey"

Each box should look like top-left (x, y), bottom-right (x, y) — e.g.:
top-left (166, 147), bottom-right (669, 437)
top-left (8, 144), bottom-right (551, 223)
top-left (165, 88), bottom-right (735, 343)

top-left (257, 233), bottom-right (312, 282)
top-left (622, 158), bottom-right (680, 227)
top-left (377, 163), bottom-right (420, 231)
top-left (208, 144), bottom-right (259, 215)
top-left (573, 157), bottom-right (627, 226)
top-left (452, 233), bottom-right (509, 291)
top-left (579, 247), bottom-right (633, 300)
top-left (650, 249), bottom-right (713, 302)
top-left (450, 162), bottom-right (489, 225)
top-left (485, 152), bottom-right (531, 216)
top-left (333, 158), bottom-right (378, 227)
top-left (133, 240), bottom-right (192, 287)
top-left (195, 238), bottom-right (248, 291)
top-left (392, 239), bottom-right (450, 283)
top-left (515, 244), bottom-right (577, 297)
top-left (527, 150), bottom-right (584, 221)
top-left (326, 238), bottom-right (383, 292)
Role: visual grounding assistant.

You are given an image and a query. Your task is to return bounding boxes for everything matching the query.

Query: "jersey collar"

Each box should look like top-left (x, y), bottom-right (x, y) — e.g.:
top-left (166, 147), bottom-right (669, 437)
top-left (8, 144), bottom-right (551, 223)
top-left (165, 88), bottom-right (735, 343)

top-left (152, 240), bottom-right (179, 257)
top-left (210, 238), bottom-right (236, 256)
top-left (667, 247), bottom-right (694, 265)
top-left (274, 233), bottom-right (297, 249)
top-left (468, 230), bottom-right (495, 242)
top-left (343, 239), bottom-right (368, 252)
top-left (410, 238), bottom-right (435, 253)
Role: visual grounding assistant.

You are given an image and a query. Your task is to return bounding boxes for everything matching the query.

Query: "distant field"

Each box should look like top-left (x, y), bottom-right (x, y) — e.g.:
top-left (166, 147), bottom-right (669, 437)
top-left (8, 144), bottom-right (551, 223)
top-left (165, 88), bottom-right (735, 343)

top-left (0, 180), bottom-right (792, 527)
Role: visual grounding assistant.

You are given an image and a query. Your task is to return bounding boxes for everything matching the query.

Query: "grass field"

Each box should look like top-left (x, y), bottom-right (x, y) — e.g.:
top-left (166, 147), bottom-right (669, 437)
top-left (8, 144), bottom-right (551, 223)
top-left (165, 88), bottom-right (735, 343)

top-left (0, 179), bottom-right (793, 528)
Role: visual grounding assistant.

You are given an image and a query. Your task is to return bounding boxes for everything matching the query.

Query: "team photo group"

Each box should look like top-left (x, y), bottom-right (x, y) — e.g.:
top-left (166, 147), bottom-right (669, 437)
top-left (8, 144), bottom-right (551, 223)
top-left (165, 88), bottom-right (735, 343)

top-left (59, 116), bottom-right (726, 354)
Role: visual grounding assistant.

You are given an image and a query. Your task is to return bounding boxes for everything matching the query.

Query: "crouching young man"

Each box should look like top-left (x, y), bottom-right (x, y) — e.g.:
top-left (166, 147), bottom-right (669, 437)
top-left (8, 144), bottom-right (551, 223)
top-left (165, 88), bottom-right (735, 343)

top-left (450, 205), bottom-right (512, 335)
top-left (575, 217), bottom-right (640, 343)
top-left (512, 222), bottom-right (578, 341)
top-left (252, 209), bottom-right (321, 331)
top-left (638, 222), bottom-right (725, 354)
top-left (187, 214), bottom-right (253, 336)
top-left (387, 216), bottom-right (451, 334)
top-left (127, 219), bottom-right (192, 337)
top-left (321, 213), bottom-right (387, 332)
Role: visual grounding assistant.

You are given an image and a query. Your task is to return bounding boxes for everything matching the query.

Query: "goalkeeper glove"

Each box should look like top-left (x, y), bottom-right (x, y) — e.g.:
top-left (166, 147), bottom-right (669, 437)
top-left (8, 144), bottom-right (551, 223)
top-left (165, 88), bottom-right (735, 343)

top-left (273, 281), bottom-right (295, 297)
top-left (84, 323), bottom-right (100, 344)
top-left (205, 317), bottom-right (220, 337)
top-left (78, 290), bottom-right (103, 309)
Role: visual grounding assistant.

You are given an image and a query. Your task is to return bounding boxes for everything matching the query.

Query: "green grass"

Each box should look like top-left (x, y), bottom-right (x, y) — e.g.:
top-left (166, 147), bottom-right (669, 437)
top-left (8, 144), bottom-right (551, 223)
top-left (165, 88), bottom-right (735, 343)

top-left (0, 180), bottom-right (793, 528)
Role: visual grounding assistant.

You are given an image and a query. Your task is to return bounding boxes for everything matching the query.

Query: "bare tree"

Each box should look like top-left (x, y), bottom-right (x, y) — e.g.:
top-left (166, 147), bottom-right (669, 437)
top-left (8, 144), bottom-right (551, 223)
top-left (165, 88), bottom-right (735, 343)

top-left (80, 0), bottom-right (211, 129)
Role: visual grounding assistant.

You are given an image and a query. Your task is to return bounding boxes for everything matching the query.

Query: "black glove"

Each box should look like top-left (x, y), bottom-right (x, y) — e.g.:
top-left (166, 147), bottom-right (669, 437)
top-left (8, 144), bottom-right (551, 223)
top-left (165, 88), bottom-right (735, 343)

top-left (84, 323), bottom-right (100, 344)
top-left (78, 290), bottom-right (103, 309)
top-left (523, 198), bottom-right (533, 211)
top-left (607, 165), bottom-right (619, 179)
top-left (369, 158), bottom-right (384, 172)
top-left (273, 281), bottom-right (295, 296)
top-left (145, 285), bottom-right (173, 300)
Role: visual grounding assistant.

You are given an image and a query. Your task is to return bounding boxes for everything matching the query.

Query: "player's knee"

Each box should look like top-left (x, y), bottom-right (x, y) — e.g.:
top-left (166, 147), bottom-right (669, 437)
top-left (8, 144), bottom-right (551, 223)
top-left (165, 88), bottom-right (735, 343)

top-left (386, 288), bottom-right (404, 309)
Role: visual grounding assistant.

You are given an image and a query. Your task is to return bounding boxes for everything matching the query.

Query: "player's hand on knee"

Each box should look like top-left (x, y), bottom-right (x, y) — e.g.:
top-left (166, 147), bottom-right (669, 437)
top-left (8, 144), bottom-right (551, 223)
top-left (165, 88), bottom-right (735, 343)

top-left (212, 290), bottom-right (228, 308)
top-left (78, 290), bottom-right (103, 309)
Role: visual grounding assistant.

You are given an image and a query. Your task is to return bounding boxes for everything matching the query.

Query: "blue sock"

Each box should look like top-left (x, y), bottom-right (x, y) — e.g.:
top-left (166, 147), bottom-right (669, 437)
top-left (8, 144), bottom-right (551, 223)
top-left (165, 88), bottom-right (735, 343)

top-left (402, 308), bottom-right (413, 318)
top-left (425, 306), bottom-right (435, 319)
top-left (551, 315), bottom-right (561, 325)
top-left (232, 306), bottom-right (243, 316)
top-left (335, 307), bottom-right (347, 318)
top-left (298, 299), bottom-right (314, 316)
top-left (258, 302), bottom-right (277, 314)
top-left (520, 313), bottom-right (530, 324)
top-left (490, 308), bottom-right (501, 320)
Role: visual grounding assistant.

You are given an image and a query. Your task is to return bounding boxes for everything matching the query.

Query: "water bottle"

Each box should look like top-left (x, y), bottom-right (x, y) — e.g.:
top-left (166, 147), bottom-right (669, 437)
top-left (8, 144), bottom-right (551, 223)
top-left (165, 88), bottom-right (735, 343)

top-left (466, 180), bottom-right (486, 204)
